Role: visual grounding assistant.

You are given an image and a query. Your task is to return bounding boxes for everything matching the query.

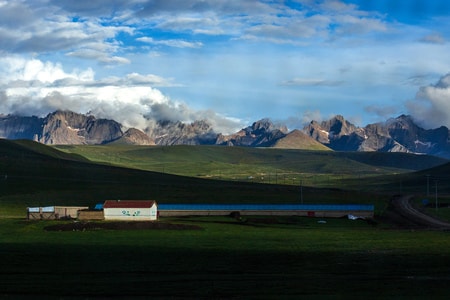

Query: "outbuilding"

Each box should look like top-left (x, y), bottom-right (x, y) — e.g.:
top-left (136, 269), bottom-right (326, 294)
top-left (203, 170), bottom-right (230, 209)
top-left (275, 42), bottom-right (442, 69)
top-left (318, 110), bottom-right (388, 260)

top-left (103, 200), bottom-right (158, 221)
top-left (27, 206), bottom-right (89, 220)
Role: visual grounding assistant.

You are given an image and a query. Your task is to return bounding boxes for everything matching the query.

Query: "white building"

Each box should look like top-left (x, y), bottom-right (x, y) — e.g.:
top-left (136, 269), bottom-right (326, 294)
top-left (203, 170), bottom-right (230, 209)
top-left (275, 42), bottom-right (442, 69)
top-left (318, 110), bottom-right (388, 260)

top-left (103, 200), bottom-right (158, 221)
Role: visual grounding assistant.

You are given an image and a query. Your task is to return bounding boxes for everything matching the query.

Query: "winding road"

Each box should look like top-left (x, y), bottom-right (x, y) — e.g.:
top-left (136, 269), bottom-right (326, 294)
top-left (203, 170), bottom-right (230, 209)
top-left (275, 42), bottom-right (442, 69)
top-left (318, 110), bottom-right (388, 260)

top-left (390, 195), bottom-right (450, 230)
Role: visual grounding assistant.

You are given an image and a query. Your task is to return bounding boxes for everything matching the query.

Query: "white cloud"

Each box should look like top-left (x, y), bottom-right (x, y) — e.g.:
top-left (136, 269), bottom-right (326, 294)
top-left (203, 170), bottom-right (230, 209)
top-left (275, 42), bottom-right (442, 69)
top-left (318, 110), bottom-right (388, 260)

top-left (0, 57), bottom-right (173, 125)
top-left (0, 0), bottom-right (396, 65)
top-left (0, 57), bottom-right (242, 133)
top-left (333, 15), bottom-right (387, 35)
top-left (281, 110), bottom-right (324, 130)
top-left (123, 73), bottom-right (181, 87)
top-left (132, 0), bottom-right (388, 46)
top-left (280, 78), bottom-right (344, 87)
top-left (420, 33), bottom-right (446, 44)
top-left (406, 73), bottom-right (450, 129)
top-left (137, 37), bottom-right (203, 48)
top-left (364, 104), bottom-right (400, 119)
top-left (0, 1), bottom-right (132, 65)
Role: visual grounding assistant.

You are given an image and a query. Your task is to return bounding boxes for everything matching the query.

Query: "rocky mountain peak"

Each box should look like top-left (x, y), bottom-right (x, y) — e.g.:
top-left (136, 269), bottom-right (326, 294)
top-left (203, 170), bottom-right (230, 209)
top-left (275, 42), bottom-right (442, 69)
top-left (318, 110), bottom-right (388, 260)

top-left (47, 110), bottom-right (94, 128)
top-left (249, 118), bottom-right (288, 134)
top-left (217, 118), bottom-right (288, 147)
top-left (303, 115), bottom-right (359, 146)
top-left (386, 114), bottom-right (417, 129)
top-left (303, 120), bottom-right (330, 144)
top-left (321, 115), bottom-right (358, 137)
top-left (147, 119), bottom-right (217, 145)
top-left (38, 110), bottom-right (123, 145)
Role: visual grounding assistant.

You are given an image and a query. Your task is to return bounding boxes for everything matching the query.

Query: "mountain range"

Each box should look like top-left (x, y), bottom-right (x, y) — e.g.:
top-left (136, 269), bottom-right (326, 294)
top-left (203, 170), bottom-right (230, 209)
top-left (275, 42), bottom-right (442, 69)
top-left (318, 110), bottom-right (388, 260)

top-left (1, 110), bottom-right (449, 159)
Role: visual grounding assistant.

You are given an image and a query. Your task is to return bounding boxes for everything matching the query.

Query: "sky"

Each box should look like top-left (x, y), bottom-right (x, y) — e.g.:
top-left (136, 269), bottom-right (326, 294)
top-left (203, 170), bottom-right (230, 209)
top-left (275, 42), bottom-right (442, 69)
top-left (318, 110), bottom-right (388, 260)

top-left (1, 0), bottom-right (450, 134)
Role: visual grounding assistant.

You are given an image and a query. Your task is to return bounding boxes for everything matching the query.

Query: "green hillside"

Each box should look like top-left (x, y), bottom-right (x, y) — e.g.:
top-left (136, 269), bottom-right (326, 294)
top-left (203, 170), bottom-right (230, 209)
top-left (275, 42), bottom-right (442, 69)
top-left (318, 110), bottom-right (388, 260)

top-left (0, 140), bottom-right (370, 216)
top-left (1, 140), bottom-right (449, 217)
top-left (55, 144), bottom-right (447, 185)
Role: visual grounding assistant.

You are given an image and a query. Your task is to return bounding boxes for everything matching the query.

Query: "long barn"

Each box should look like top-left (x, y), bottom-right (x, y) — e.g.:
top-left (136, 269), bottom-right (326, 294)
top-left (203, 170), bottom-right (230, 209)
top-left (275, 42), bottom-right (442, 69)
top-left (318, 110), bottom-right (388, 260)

top-left (158, 204), bottom-right (374, 218)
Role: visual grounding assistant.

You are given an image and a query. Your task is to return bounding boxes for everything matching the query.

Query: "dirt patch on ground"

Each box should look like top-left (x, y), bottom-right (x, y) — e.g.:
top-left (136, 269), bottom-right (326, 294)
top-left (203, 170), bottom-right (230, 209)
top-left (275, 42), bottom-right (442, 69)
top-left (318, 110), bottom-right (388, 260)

top-left (44, 221), bottom-right (203, 231)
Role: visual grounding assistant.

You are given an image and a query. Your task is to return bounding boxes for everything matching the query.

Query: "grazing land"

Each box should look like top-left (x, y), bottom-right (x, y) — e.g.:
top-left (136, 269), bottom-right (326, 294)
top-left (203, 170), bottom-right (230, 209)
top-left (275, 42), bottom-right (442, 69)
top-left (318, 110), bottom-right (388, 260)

top-left (54, 144), bottom-right (447, 186)
top-left (1, 216), bottom-right (450, 299)
top-left (1, 140), bottom-right (450, 298)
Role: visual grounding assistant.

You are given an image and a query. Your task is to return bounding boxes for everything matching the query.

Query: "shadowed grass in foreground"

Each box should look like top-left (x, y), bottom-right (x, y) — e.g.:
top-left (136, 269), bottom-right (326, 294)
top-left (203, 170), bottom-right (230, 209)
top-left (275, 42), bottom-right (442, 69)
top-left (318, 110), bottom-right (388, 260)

top-left (1, 217), bottom-right (449, 298)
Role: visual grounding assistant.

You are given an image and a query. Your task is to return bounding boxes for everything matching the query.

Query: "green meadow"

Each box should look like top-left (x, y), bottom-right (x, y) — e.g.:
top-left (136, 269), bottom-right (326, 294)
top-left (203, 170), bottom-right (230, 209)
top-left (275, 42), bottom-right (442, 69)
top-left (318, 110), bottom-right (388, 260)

top-left (54, 144), bottom-right (447, 187)
top-left (1, 140), bottom-right (450, 298)
top-left (1, 216), bottom-right (450, 299)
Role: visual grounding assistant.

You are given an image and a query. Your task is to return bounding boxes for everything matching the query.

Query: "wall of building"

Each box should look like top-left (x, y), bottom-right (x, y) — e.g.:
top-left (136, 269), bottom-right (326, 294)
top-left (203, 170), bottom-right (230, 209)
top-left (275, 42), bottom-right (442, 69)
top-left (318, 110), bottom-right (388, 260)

top-left (78, 210), bottom-right (104, 221)
top-left (159, 209), bottom-right (374, 218)
top-left (54, 206), bottom-right (89, 219)
top-left (103, 206), bottom-right (157, 221)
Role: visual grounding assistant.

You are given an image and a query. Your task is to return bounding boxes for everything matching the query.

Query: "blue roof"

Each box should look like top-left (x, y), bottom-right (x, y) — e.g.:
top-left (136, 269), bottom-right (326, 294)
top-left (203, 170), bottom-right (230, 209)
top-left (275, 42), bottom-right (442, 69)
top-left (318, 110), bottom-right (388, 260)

top-left (158, 204), bottom-right (374, 211)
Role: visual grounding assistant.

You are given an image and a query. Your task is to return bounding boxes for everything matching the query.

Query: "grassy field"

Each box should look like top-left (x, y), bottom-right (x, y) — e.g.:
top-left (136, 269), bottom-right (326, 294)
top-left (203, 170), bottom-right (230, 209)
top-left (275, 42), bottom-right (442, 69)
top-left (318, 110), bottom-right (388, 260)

top-left (54, 144), bottom-right (447, 187)
top-left (1, 140), bottom-right (450, 298)
top-left (1, 216), bottom-right (450, 299)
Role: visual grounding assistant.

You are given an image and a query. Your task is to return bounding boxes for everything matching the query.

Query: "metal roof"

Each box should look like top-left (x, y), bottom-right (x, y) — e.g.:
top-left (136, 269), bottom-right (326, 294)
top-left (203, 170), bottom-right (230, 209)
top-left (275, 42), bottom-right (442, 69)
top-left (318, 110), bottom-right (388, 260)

top-left (158, 204), bottom-right (374, 211)
top-left (27, 206), bottom-right (55, 212)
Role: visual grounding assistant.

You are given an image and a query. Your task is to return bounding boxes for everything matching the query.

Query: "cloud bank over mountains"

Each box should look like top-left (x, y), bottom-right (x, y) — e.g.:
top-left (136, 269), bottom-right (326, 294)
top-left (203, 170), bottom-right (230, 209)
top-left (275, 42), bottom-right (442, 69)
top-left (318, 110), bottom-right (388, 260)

top-left (407, 73), bottom-right (450, 129)
top-left (0, 57), bottom-right (242, 134)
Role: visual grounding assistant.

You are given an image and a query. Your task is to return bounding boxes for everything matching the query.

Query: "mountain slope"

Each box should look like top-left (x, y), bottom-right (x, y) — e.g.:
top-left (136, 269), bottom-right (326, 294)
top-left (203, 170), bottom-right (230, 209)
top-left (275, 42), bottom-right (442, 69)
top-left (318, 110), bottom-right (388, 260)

top-left (272, 129), bottom-right (331, 150)
top-left (0, 114), bottom-right (42, 140)
top-left (109, 128), bottom-right (155, 145)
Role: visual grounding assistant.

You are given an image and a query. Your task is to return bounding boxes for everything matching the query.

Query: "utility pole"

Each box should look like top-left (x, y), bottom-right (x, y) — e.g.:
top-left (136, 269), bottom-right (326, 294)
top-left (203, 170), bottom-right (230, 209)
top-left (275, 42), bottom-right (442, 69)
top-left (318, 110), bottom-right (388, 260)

top-left (300, 180), bottom-right (303, 204)
top-left (435, 180), bottom-right (438, 212)
top-left (426, 174), bottom-right (430, 197)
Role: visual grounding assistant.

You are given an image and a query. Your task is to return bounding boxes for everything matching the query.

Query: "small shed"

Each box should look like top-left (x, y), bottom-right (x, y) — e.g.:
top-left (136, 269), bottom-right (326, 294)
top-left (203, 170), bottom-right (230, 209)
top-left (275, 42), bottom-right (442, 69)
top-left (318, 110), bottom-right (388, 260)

top-left (103, 200), bottom-right (157, 221)
top-left (27, 206), bottom-right (89, 220)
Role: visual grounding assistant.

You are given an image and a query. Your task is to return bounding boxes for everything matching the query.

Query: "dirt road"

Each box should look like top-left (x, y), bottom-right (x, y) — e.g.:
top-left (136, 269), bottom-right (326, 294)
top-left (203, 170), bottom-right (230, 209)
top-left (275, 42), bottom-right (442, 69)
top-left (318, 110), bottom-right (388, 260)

top-left (390, 195), bottom-right (450, 230)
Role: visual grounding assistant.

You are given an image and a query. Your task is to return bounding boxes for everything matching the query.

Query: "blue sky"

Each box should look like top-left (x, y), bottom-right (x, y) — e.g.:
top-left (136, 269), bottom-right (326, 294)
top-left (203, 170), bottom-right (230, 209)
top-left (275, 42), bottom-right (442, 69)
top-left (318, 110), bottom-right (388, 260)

top-left (1, 0), bottom-right (450, 133)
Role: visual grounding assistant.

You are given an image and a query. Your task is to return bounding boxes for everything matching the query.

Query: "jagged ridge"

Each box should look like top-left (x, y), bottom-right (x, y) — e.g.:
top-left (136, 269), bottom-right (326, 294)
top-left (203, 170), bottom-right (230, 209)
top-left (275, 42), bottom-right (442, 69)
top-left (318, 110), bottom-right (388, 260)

top-left (1, 110), bottom-right (450, 159)
top-left (304, 114), bottom-right (450, 158)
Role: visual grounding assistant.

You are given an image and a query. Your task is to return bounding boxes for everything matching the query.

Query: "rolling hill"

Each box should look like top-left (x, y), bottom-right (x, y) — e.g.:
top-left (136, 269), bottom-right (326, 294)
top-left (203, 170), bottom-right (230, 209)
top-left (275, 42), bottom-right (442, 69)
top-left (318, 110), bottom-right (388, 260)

top-left (1, 139), bottom-right (449, 217)
top-left (54, 144), bottom-right (447, 179)
top-left (0, 140), bottom-right (324, 215)
top-left (272, 129), bottom-right (330, 150)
